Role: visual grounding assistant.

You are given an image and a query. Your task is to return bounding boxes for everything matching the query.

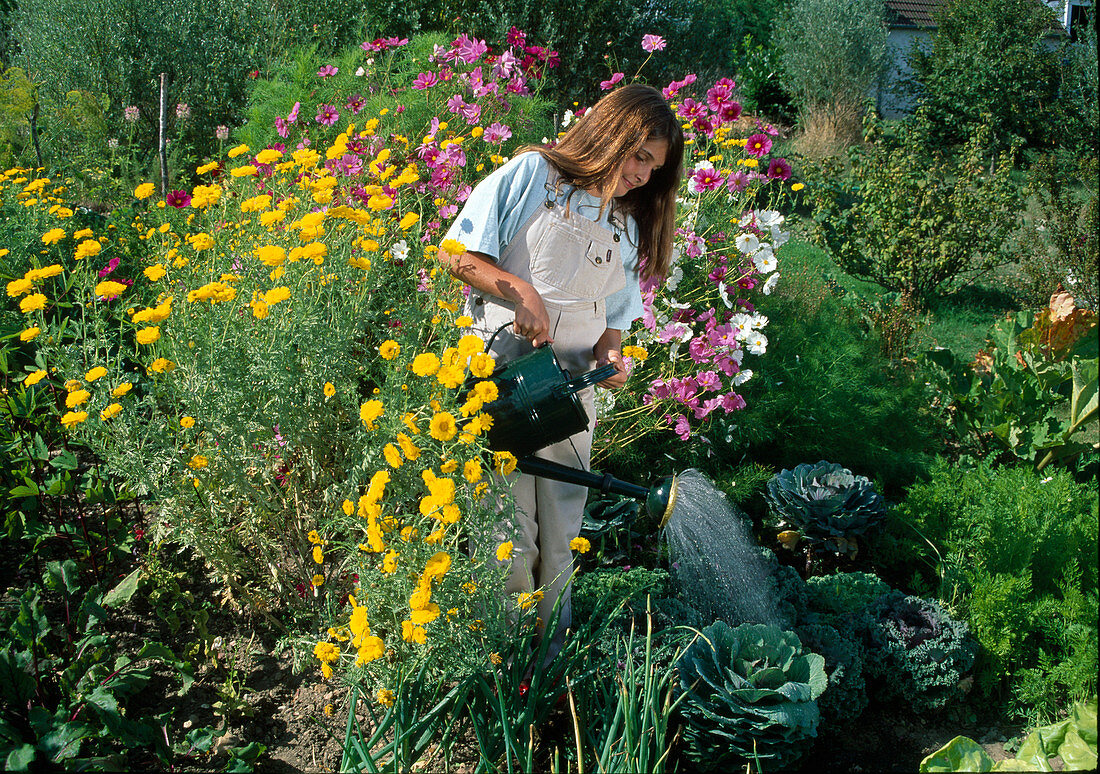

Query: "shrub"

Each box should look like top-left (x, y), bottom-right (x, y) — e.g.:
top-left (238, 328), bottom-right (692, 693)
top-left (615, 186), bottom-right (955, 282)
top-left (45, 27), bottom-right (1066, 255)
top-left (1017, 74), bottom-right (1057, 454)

top-left (675, 621), bottom-right (827, 771)
top-left (571, 567), bottom-right (670, 625)
top-left (718, 260), bottom-right (937, 497)
top-left (806, 112), bottom-right (1021, 302)
top-left (860, 590), bottom-right (977, 713)
top-left (1016, 154), bottom-right (1099, 312)
top-left (905, 0), bottom-right (1070, 152)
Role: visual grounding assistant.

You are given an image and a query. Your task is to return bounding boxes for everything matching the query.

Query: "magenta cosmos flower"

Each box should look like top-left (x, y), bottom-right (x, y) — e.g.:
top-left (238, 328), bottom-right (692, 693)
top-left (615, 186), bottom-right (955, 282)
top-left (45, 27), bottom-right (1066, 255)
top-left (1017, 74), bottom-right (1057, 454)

top-left (641, 34), bottom-right (667, 52)
top-left (317, 65), bottom-right (338, 78)
top-left (745, 133), bottom-right (773, 157)
top-left (166, 190), bottom-right (192, 208)
top-left (691, 166), bottom-right (725, 192)
top-left (766, 157), bottom-right (792, 181)
top-left (315, 105), bottom-right (339, 126)
top-left (600, 72), bottom-right (624, 90)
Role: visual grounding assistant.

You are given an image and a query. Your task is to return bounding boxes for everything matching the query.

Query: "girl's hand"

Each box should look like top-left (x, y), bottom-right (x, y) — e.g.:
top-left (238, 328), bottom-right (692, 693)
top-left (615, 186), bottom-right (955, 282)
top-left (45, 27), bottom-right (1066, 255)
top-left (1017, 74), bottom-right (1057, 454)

top-left (593, 328), bottom-right (629, 389)
top-left (437, 248), bottom-right (552, 347)
top-left (514, 285), bottom-right (553, 347)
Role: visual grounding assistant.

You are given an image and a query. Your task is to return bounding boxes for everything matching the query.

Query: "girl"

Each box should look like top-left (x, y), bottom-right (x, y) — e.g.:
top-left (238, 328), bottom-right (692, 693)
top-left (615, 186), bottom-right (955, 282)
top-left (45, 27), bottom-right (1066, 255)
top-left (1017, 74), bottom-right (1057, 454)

top-left (440, 84), bottom-right (683, 653)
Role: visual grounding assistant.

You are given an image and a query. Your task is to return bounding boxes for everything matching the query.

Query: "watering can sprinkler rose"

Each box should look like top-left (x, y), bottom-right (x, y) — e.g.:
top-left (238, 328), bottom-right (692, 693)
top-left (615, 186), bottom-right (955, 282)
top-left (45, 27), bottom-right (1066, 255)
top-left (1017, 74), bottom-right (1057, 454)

top-left (460, 337), bottom-right (679, 527)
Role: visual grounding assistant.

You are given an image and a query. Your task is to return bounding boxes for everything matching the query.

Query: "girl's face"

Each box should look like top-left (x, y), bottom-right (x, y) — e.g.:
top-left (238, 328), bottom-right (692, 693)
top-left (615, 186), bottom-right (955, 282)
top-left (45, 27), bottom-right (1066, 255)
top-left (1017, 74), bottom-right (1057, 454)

top-left (614, 138), bottom-right (669, 197)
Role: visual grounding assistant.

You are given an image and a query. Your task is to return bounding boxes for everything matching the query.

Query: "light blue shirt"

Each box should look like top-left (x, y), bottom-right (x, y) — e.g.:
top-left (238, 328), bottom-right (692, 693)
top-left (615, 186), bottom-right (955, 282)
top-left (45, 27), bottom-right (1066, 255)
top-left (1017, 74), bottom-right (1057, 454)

top-left (444, 152), bottom-right (644, 330)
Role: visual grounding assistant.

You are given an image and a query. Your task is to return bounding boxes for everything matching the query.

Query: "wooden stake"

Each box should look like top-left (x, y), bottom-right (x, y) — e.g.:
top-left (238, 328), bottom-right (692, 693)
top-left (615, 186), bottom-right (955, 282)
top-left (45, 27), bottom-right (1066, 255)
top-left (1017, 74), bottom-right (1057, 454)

top-left (159, 73), bottom-right (168, 196)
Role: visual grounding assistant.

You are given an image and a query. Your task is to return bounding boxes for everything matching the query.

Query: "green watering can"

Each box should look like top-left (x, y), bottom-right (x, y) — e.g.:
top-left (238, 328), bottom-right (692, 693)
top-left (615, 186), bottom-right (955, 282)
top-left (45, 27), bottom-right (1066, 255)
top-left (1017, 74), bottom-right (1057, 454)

top-left (464, 332), bottom-right (679, 527)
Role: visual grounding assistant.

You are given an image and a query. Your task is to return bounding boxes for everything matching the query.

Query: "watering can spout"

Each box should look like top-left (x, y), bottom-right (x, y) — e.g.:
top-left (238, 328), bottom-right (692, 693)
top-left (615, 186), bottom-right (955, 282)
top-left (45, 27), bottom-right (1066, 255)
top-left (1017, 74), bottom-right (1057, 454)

top-left (517, 456), bottom-right (678, 527)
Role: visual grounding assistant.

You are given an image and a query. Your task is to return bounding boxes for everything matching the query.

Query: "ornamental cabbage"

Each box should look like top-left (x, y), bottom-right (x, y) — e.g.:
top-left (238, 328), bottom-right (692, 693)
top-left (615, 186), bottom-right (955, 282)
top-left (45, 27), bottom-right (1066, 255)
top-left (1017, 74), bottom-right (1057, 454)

top-left (675, 622), bottom-right (827, 771)
top-left (765, 460), bottom-right (886, 557)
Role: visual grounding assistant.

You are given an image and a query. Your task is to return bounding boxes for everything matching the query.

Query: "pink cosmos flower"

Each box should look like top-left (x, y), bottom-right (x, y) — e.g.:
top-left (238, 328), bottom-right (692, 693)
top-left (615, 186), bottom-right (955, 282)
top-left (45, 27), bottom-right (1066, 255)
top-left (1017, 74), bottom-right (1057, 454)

top-left (672, 414), bottom-right (691, 440)
top-left (745, 133), bottom-right (772, 157)
top-left (315, 105), bottom-right (338, 126)
top-left (453, 34), bottom-right (489, 64)
top-left (446, 94), bottom-right (466, 113)
top-left (483, 122), bottom-right (512, 143)
top-left (678, 98), bottom-right (705, 119)
top-left (721, 392), bottom-right (747, 412)
top-left (600, 72), bottom-right (624, 90)
top-left (461, 102), bottom-right (482, 124)
top-left (641, 34), bottom-right (667, 52)
top-left (718, 101), bottom-right (743, 123)
top-left (767, 157), bottom-right (792, 181)
top-left (287, 102), bottom-right (300, 123)
top-left (317, 65), bottom-right (338, 78)
top-left (346, 93), bottom-right (365, 114)
top-left (691, 166), bottom-right (725, 192)
top-left (275, 117), bottom-right (289, 138)
top-left (166, 190), bottom-right (191, 208)
top-left (97, 257), bottom-right (120, 278)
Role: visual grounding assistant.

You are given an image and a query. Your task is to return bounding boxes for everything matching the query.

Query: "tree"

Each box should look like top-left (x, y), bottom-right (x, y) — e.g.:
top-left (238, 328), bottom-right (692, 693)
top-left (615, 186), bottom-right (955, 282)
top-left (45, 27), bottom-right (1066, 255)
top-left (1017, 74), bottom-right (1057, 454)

top-left (772, 0), bottom-right (887, 111)
top-left (906, 0), bottom-right (1065, 150)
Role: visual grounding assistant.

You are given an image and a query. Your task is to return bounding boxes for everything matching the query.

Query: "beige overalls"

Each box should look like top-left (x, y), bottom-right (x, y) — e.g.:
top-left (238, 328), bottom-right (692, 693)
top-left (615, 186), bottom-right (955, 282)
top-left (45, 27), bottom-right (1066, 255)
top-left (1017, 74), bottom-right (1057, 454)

top-left (465, 173), bottom-right (627, 647)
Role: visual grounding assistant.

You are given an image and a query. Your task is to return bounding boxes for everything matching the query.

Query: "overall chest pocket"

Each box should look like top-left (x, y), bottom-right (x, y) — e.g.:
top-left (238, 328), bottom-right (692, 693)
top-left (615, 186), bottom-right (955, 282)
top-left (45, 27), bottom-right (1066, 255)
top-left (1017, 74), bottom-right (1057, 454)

top-left (528, 210), bottom-right (626, 302)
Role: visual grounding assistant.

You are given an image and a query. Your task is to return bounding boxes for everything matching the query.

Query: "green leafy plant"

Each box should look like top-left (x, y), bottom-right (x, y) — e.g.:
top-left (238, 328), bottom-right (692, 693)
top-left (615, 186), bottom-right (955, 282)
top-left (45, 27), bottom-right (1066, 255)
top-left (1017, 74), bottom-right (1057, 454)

top-left (806, 113), bottom-right (1021, 302)
top-left (924, 295), bottom-right (1098, 470)
top-left (0, 560), bottom-right (193, 771)
top-left (920, 698), bottom-right (1097, 773)
top-left (674, 621), bottom-right (827, 772)
top-left (765, 460), bottom-right (886, 559)
top-left (794, 621), bottom-right (868, 729)
top-left (860, 590), bottom-right (976, 714)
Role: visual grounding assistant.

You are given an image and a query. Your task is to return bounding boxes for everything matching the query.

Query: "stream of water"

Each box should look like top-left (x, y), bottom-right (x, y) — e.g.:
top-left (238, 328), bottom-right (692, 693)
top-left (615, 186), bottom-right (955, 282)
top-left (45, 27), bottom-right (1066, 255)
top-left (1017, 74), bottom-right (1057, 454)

top-left (663, 469), bottom-right (784, 628)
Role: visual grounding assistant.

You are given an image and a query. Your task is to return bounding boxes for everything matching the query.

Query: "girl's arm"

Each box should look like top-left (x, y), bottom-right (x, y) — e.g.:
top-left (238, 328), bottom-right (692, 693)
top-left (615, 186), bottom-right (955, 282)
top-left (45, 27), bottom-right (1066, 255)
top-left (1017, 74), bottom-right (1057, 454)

top-left (593, 327), bottom-right (629, 389)
top-left (438, 249), bottom-right (553, 347)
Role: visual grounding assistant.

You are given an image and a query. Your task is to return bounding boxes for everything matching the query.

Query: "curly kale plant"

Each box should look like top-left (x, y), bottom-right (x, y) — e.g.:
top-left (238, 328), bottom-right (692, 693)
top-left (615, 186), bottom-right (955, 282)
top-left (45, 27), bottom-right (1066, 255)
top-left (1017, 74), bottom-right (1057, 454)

top-left (861, 591), bottom-right (977, 713)
top-left (796, 622), bottom-right (868, 728)
top-left (766, 460), bottom-right (886, 557)
top-left (675, 622), bottom-right (827, 771)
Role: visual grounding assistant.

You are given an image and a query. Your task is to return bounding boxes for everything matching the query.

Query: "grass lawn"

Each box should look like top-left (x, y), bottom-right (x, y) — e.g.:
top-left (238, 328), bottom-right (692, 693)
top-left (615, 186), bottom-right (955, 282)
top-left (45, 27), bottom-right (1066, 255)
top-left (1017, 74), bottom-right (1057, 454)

top-left (781, 222), bottom-right (1022, 361)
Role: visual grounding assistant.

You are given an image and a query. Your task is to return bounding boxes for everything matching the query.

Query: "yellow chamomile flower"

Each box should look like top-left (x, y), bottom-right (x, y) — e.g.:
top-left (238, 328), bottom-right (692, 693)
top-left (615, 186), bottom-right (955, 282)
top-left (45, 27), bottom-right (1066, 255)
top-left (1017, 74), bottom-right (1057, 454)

top-left (569, 537), bottom-right (592, 554)
top-left (134, 182), bottom-right (155, 199)
top-left (180, 416), bottom-right (195, 429)
top-left (324, 382), bottom-right (336, 397)
top-left (100, 403), bottom-right (122, 421)
top-left (24, 369), bottom-right (47, 386)
top-left (496, 541), bottom-right (514, 562)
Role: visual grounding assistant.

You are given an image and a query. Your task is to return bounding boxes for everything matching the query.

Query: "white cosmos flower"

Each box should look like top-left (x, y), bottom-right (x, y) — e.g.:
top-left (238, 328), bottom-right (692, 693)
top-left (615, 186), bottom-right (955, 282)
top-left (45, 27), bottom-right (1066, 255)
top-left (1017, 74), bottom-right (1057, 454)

top-left (391, 239), bottom-right (410, 262)
top-left (771, 225), bottom-right (790, 249)
top-left (718, 281), bottom-right (734, 308)
top-left (730, 312), bottom-right (754, 340)
top-left (735, 233), bottom-right (760, 255)
top-left (756, 209), bottom-right (783, 227)
top-left (762, 272), bottom-right (780, 295)
top-left (561, 109), bottom-right (575, 127)
top-left (733, 369), bottom-right (753, 385)
top-left (753, 249), bottom-right (778, 274)
top-left (751, 313), bottom-right (769, 328)
top-left (666, 262), bottom-right (683, 291)
top-left (746, 332), bottom-right (768, 355)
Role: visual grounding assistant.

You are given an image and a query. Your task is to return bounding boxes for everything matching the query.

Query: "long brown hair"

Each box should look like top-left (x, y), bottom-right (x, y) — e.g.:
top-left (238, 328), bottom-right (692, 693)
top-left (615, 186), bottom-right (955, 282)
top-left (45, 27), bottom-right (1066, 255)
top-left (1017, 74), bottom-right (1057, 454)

top-left (528, 84), bottom-right (683, 280)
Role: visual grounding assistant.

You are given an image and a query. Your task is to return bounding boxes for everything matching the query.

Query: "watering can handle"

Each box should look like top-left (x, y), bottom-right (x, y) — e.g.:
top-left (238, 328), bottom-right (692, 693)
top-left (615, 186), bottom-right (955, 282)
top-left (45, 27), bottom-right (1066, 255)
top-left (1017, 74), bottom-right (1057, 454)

top-left (484, 321), bottom-right (515, 353)
top-left (558, 363), bottom-right (619, 394)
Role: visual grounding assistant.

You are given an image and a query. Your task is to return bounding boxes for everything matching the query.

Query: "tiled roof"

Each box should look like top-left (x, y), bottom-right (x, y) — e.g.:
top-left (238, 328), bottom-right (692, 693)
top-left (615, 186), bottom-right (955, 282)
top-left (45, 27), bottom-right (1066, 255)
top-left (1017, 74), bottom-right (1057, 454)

top-left (885, 0), bottom-right (945, 28)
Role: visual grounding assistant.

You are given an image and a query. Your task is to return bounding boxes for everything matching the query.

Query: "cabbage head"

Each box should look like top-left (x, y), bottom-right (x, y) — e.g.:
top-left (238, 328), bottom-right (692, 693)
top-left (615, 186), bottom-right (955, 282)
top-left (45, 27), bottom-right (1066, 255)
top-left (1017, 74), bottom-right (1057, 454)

top-left (765, 460), bottom-right (886, 557)
top-left (675, 621), bottom-right (827, 771)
